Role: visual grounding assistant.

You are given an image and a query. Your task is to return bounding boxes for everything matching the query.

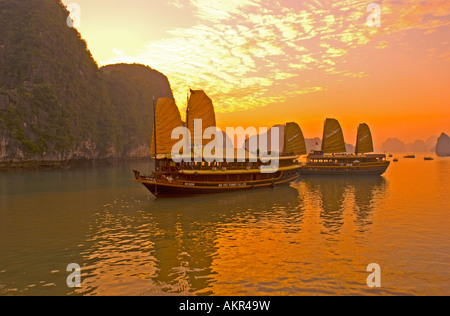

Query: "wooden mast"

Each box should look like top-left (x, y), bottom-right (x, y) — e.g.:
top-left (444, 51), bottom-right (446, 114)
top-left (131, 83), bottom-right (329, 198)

top-left (153, 96), bottom-right (157, 165)
top-left (153, 96), bottom-right (158, 195)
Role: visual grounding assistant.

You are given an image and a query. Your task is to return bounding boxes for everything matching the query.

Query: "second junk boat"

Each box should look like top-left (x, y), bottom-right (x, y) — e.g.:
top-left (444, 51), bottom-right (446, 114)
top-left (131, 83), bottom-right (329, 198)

top-left (301, 119), bottom-right (390, 175)
top-left (133, 90), bottom-right (304, 197)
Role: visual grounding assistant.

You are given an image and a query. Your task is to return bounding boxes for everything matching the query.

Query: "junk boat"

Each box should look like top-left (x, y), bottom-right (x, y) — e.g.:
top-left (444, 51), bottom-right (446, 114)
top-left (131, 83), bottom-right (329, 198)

top-left (301, 119), bottom-right (390, 176)
top-left (133, 90), bottom-right (303, 197)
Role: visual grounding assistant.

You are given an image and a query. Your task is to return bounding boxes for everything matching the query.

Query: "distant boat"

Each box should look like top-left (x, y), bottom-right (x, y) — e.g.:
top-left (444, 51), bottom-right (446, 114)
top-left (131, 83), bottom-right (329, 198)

top-left (404, 154), bottom-right (415, 159)
top-left (393, 158), bottom-right (399, 162)
top-left (424, 157), bottom-right (434, 161)
top-left (389, 154), bottom-right (393, 158)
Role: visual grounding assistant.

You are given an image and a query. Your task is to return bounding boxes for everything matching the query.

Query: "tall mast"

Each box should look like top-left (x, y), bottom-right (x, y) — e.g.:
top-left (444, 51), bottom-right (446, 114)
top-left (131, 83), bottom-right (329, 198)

top-left (153, 96), bottom-right (158, 170)
top-left (186, 89), bottom-right (190, 129)
top-left (186, 90), bottom-right (190, 153)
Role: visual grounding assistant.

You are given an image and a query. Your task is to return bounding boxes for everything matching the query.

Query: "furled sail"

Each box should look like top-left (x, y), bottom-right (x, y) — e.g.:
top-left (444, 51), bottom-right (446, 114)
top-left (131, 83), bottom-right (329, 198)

top-left (150, 98), bottom-right (184, 156)
top-left (284, 122), bottom-right (307, 156)
top-left (321, 118), bottom-right (346, 153)
top-left (186, 90), bottom-right (216, 148)
top-left (355, 123), bottom-right (374, 154)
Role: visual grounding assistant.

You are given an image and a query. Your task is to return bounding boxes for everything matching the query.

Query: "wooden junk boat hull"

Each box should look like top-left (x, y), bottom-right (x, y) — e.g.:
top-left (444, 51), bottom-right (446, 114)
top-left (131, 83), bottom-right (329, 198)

top-left (134, 165), bottom-right (301, 198)
top-left (139, 92), bottom-right (309, 198)
top-left (300, 162), bottom-right (390, 176)
top-left (301, 152), bottom-right (390, 176)
top-left (301, 120), bottom-right (391, 176)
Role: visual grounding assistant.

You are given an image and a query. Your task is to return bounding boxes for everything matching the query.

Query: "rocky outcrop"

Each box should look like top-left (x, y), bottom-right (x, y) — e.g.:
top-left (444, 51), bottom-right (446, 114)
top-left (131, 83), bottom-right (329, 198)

top-left (436, 133), bottom-right (450, 157)
top-left (0, 1), bottom-right (173, 168)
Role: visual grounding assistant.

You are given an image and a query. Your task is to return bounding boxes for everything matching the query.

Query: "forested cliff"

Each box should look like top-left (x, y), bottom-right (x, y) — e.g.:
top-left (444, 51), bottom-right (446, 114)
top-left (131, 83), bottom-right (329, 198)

top-left (0, 0), bottom-right (173, 167)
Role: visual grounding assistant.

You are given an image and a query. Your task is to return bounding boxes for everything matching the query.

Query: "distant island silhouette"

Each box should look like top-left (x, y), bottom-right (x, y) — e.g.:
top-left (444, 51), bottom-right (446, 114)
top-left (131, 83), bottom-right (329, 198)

top-left (381, 136), bottom-right (441, 153)
top-left (436, 133), bottom-right (450, 156)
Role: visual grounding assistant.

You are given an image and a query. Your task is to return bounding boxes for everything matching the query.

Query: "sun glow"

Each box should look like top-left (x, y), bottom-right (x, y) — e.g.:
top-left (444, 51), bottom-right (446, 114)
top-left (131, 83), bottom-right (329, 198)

top-left (62, 0), bottom-right (450, 147)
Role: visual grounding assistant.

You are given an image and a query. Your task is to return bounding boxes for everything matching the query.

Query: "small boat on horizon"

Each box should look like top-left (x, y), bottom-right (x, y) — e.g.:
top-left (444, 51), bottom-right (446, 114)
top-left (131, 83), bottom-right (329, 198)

top-left (424, 157), bottom-right (434, 161)
top-left (393, 158), bottom-right (399, 162)
top-left (404, 154), bottom-right (415, 159)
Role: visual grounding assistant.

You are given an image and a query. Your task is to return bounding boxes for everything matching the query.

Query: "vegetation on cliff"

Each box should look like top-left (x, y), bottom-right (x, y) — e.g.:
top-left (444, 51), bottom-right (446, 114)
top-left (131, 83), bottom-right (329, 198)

top-left (0, 0), bottom-right (173, 163)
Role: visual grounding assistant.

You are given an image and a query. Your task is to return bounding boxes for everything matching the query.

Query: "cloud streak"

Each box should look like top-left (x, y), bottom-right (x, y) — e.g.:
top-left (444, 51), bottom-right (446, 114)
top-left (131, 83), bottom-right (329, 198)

top-left (101, 0), bottom-right (450, 115)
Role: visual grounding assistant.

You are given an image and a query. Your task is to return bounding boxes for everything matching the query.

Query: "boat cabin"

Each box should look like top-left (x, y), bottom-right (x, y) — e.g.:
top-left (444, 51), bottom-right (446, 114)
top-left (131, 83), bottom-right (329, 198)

top-left (152, 154), bottom-right (300, 184)
top-left (306, 151), bottom-right (387, 166)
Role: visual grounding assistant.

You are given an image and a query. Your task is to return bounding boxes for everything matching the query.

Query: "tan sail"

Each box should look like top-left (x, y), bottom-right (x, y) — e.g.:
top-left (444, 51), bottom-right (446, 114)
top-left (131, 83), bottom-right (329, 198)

top-left (150, 98), bottom-right (184, 156)
top-left (186, 90), bottom-right (216, 147)
top-left (284, 122), bottom-right (307, 156)
top-left (321, 118), bottom-right (346, 153)
top-left (355, 123), bottom-right (374, 154)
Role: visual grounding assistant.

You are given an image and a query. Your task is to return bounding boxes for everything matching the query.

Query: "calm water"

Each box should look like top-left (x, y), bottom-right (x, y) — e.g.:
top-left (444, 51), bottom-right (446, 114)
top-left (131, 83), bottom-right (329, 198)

top-left (0, 155), bottom-right (449, 296)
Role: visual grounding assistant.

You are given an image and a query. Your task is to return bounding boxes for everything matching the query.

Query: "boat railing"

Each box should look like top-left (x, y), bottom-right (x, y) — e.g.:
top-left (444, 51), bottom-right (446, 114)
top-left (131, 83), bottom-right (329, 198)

top-left (306, 162), bottom-right (342, 166)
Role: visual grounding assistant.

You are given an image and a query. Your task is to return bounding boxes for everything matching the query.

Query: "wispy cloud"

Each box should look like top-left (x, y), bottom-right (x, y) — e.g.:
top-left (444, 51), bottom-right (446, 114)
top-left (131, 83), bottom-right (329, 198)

top-left (101, 0), bottom-right (450, 114)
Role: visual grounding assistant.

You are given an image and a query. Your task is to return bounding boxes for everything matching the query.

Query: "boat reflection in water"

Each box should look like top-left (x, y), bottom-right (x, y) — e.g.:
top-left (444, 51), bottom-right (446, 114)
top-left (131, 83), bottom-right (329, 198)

top-left (297, 176), bottom-right (387, 236)
top-left (74, 175), bottom-right (387, 296)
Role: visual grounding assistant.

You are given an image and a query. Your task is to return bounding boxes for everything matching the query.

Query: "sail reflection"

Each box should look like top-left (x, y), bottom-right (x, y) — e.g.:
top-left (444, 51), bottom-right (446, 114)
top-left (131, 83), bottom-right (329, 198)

top-left (352, 177), bottom-right (387, 232)
top-left (299, 176), bottom-right (387, 237)
top-left (73, 174), bottom-right (387, 295)
top-left (146, 185), bottom-right (303, 295)
top-left (74, 177), bottom-right (387, 295)
top-left (2, 157), bottom-right (447, 296)
top-left (75, 185), bottom-right (302, 295)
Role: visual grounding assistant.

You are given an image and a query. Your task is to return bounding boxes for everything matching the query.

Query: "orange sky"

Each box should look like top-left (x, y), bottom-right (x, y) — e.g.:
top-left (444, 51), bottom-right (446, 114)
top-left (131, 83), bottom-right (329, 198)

top-left (62, 0), bottom-right (450, 148)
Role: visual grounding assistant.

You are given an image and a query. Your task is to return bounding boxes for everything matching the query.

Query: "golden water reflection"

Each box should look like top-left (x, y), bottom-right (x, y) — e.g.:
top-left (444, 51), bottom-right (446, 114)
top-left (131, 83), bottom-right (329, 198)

top-left (75, 176), bottom-right (387, 296)
top-left (301, 176), bottom-right (387, 235)
top-left (2, 158), bottom-right (448, 296)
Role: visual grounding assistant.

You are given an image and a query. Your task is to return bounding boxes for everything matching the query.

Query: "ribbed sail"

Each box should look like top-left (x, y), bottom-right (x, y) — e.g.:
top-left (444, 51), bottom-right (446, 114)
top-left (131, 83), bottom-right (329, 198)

top-left (150, 98), bottom-right (184, 156)
top-left (321, 118), bottom-right (346, 153)
top-left (355, 123), bottom-right (374, 154)
top-left (186, 90), bottom-right (216, 147)
top-left (284, 122), bottom-right (307, 155)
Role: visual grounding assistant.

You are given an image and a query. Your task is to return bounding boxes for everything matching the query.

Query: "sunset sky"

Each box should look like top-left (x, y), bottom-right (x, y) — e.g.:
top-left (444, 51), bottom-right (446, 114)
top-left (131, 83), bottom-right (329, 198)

top-left (61, 0), bottom-right (450, 148)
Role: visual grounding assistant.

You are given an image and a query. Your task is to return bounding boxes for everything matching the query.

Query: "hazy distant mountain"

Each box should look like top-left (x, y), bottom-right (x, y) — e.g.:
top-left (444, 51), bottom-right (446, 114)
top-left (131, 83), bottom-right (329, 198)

top-left (382, 138), bottom-right (407, 153)
top-left (244, 125), bottom-right (286, 153)
top-left (244, 132), bottom-right (356, 154)
top-left (346, 143), bottom-right (356, 153)
top-left (305, 138), bottom-right (355, 153)
top-left (426, 136), bottom-right (438, 151)
top-left (305, 137), bottom-right (322, 152)
top-left (436, 133), bottom-right (450, 157)
top-left (407, 140), bottom-right (428, 152)
top-left (382, 136), bottom-right (438, 153)
top-left (305, 137), bottom-right (355, 153)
